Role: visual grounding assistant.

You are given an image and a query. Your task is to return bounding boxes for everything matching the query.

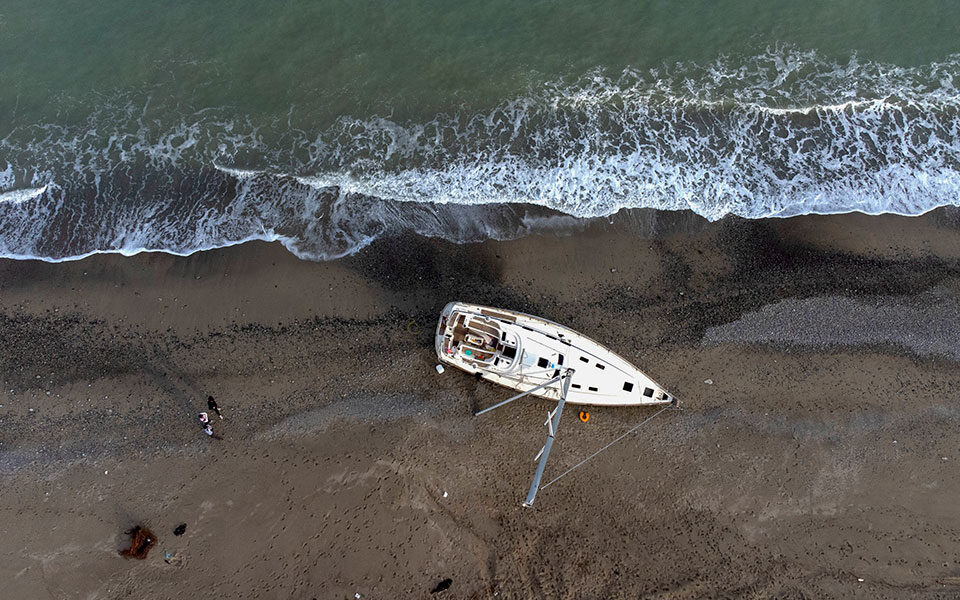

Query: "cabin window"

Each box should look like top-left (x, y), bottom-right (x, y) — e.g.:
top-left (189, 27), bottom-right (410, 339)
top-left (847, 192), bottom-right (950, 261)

top-left (537, 357), bottom-right (549, 368)
top-left (595, 363), bottom-right (605, 370)
top-left (588, 386), bottom-right (598, 392)
top-left (571, 384), bottom-right (581, 389)
top-left (579, 356), bottom-right (589, 363)
top-left (557, 354), bottom-right (564, 365)
top-left (643, 387), bottom-right (654, 397)
top-left (623, 382), bottom-right (634, 392)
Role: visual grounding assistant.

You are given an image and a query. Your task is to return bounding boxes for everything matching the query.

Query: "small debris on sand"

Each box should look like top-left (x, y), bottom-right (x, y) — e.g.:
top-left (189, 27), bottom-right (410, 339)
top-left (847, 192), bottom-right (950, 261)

top-left (430, 578), bottom-right (453, 594)
top-left (120, 525), bottom-right (157, 559)
top-left (173, 523), bottom-right (187, 536)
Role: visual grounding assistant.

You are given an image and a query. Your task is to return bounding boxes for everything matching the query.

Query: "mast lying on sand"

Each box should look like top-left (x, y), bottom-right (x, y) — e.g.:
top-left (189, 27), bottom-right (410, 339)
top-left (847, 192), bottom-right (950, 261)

top-left (474, 369), bottom-right (575, 508)
top-left (522, 369), bottom-right (574, 507)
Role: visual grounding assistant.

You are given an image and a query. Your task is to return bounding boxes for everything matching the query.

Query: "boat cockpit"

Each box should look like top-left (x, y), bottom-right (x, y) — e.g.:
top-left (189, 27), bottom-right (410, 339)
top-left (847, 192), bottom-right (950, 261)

top-left (437, 310), bottom-right (520, 372)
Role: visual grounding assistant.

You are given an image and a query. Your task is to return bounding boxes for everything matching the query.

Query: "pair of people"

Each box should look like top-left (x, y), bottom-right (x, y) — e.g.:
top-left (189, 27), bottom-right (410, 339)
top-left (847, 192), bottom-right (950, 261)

top-left (199, 396), bottom-right (223, 436)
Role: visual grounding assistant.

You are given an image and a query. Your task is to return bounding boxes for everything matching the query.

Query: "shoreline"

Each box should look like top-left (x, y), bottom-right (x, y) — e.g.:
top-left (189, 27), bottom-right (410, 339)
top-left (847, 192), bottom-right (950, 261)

top-left (3, 203), bottom-right (957, 264)
top-left (2, 209), bottom-right (960, 598)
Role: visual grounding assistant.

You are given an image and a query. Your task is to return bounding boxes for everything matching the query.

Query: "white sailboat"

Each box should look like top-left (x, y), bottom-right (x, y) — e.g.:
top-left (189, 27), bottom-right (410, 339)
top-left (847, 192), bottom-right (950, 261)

top-left (435, 301), bottom-right (677, 506)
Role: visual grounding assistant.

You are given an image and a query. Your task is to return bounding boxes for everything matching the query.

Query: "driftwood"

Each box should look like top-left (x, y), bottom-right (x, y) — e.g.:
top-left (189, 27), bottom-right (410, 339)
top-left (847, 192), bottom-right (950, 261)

top-left (120, 526), bottom-right (156, 559)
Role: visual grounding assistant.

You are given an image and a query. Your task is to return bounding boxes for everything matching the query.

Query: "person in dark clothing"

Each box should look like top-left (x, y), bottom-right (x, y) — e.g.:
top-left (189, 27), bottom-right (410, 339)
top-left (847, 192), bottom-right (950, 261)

top-left (207, 395), bottom-right (223, 420)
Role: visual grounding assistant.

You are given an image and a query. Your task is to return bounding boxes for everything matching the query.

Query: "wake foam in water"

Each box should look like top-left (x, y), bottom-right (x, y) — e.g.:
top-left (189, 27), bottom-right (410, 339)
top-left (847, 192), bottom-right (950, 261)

top-left (1, 47), bottom-right (959, 261)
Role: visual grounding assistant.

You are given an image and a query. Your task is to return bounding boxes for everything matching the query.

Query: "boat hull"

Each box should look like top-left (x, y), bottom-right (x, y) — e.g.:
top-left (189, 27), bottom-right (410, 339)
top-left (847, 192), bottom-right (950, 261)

top-left (436, 302), bottom-right (675, 406)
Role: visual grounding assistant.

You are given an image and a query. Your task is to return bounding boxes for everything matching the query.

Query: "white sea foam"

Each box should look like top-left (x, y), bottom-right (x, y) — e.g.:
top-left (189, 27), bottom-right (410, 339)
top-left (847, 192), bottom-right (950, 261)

top-left (1, 47), bottom-right (959, 260)
top-left (301, 53), bottom-right (960, 221)
top-left (0, 164), bottom-right (13, 188)
top-left (0, 185), bottom-right (47, 205)
top-left (0, 163), bottom-right (49, 205)
top-left (212, 164), bottom-right (261, 179)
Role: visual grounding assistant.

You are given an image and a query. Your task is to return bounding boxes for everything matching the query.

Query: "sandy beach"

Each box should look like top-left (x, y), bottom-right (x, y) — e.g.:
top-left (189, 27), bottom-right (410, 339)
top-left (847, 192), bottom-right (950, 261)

top-left (2, 208), bottom-right (960, 599)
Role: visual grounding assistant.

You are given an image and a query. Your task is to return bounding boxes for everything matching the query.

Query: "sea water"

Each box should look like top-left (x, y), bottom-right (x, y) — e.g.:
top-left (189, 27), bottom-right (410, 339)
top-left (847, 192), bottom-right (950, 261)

top-left (1, 0), bottom-right (958, 260)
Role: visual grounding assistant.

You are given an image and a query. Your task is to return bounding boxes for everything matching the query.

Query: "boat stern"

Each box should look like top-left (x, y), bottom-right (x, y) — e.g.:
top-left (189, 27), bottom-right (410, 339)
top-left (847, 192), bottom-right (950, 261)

top-left (435, 302), bottom-right (456, 360)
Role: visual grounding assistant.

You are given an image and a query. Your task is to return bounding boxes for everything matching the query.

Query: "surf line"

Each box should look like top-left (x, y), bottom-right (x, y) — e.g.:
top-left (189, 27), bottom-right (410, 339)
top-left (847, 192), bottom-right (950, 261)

top-left (539, 401), bottom-right (679, 491)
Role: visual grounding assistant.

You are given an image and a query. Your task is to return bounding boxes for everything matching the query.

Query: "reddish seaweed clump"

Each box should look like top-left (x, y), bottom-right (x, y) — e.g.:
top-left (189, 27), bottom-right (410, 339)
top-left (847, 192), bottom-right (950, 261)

top-left (120, 525), bottom-right (157, 559)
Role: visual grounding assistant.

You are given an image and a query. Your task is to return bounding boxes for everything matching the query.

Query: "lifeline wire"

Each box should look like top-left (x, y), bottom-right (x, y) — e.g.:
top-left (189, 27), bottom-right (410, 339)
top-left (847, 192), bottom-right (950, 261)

top-left (540, 403), bottom-right (676, 490)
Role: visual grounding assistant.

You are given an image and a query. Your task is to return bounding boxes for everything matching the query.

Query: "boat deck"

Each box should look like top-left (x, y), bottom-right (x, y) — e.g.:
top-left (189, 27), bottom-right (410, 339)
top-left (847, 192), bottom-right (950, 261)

top-left (437, 302), bottom-right (674, 406)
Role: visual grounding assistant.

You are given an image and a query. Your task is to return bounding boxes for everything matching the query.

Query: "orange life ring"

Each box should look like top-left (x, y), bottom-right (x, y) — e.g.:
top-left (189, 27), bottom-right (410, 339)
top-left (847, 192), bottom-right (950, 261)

top-left (578, 411), bottom-right (590, 422)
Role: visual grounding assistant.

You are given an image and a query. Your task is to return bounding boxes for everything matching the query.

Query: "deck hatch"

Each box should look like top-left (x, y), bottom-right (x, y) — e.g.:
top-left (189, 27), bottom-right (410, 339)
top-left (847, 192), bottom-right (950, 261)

top-left (643, 387), bottom-right (654, 397)
top-left (623, 382), bottom-right (634, 392)
top-left (537, 357), bottom-right (549, 368)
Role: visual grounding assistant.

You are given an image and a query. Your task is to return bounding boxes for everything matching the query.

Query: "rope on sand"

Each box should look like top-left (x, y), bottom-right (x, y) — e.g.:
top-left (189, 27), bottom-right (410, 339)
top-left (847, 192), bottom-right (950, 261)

top-left (540, 402), bottom-right (679, 491)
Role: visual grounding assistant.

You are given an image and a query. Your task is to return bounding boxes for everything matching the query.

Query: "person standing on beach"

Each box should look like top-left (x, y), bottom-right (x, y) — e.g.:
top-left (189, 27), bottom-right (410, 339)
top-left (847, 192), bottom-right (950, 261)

top-left (207, 396), bottom-right (223, 420)
top-left (202, 423), bottom-right (214, 436)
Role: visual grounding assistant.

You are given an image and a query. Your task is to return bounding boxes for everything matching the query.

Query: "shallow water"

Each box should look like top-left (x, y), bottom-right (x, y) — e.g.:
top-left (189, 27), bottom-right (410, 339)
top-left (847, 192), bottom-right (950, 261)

top-left (1, 1), bottom-right (959, 260)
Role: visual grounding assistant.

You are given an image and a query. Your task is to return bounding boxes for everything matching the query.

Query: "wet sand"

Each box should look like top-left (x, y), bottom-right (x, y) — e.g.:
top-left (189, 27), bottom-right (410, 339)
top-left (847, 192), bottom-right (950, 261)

top-left (2, 208), bottom-right (960, 598)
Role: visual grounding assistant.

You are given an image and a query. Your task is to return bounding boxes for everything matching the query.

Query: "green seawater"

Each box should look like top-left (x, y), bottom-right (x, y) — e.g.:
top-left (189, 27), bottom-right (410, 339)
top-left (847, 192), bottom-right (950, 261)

top-left (3, 0), bottom-right (959, 128)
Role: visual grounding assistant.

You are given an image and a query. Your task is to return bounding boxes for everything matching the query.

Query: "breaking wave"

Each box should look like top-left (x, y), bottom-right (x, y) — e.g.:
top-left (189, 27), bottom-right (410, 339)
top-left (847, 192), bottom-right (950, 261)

top-left (1, 47), bottom-right (959, 261)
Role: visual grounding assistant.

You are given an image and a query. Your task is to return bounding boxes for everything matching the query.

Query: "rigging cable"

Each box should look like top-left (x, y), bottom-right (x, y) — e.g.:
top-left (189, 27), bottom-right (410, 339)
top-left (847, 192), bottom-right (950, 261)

top-left (540, 402), bottom-right (679, 491)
